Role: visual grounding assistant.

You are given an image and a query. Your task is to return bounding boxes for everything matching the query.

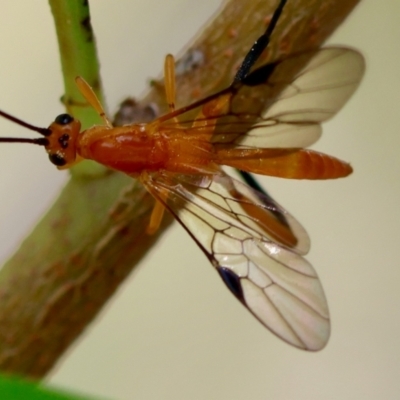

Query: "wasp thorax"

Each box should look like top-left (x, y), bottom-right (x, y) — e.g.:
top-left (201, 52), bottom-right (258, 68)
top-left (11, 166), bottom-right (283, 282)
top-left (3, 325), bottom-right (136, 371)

top-left (46, 114), bottom-right (82, 168)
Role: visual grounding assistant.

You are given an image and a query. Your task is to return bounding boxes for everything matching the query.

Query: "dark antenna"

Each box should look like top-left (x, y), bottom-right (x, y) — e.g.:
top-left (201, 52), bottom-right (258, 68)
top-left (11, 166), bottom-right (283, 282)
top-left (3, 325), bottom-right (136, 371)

top-left (0, 109), bottom-right (51, 146)
top-left (0, 137), bottom-right (49, 145)
top-left (233, 0), bottom-right (287, 83)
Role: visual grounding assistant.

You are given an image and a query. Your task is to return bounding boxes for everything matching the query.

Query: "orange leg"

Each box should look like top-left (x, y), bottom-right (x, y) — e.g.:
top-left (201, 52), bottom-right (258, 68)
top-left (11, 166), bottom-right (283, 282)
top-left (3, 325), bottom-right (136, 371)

top-left (147, 56), bottom-right (232, 234)
top-left (146, 55), bottom-right (180, 234)
top-left (146, 191), bottom-right (168, 235)
top-left (75, 76), bottom-right (113, 128)
top-left (164, 54), bottom-right (177, 116)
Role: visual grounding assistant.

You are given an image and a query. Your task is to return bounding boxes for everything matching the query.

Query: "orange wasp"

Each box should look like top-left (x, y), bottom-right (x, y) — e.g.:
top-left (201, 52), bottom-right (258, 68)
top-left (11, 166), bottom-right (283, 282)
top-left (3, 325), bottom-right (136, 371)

top-left (0, 0), bottom-right (364, 350)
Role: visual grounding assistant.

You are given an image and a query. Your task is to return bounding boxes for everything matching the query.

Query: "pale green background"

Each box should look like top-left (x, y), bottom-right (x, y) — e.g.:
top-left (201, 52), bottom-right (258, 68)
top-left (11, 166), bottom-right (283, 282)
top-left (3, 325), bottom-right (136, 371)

top-left (0, 1), bottom-right (399, 399)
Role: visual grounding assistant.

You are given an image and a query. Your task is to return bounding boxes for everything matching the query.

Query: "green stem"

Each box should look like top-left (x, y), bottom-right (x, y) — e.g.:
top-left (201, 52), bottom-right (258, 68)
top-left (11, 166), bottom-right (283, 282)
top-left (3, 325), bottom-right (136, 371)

top-left (49, 0), bottom-right (104, 124)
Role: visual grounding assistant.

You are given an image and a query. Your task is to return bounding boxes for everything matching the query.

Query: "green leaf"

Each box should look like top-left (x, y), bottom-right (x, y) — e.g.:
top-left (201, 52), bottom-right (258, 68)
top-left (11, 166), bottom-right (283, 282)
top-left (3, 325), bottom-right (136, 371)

top-left (0, 374), bottom-right (103, 400)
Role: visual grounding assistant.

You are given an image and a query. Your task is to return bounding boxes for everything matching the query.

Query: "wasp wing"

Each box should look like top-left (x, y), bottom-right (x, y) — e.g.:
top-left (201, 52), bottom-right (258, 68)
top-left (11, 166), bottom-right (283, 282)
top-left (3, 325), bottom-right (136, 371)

top-left (160, 47), bottom-right (364, 151)
top-left (142, 171), bottom-right (329, 350)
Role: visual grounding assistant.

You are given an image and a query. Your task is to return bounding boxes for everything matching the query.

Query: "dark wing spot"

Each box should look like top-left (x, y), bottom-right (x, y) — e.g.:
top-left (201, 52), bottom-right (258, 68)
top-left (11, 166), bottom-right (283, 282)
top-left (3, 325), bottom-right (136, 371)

top-left (217, 267), bottom-right (244, 302)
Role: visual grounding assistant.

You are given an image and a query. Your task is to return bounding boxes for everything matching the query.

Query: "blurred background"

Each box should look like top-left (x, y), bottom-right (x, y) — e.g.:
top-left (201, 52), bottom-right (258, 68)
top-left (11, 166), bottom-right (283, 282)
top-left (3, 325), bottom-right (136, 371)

top-left (0, 1), bottom-right (399, 399)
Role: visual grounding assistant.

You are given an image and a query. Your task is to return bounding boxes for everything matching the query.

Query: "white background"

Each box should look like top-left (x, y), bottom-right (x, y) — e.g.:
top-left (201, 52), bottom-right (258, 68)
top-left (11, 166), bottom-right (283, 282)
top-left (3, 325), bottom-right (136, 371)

top-left (0, 1), bottom-right (399, 399)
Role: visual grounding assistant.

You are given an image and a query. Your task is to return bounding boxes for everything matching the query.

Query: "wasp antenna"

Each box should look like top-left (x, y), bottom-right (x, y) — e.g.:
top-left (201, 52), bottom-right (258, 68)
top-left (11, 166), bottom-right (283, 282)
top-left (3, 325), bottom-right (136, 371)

top-left (0, 137), bottom-right (49, 146)
top-left (0, 109), bottom-right (51, 136)
top-left (233, 0), bottom-right (287, 83)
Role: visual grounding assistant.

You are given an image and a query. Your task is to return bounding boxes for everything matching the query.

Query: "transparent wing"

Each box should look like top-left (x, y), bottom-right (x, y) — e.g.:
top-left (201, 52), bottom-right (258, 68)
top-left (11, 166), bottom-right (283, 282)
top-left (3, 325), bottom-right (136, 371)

top-left (257, 47), bottom-right (365, 122)
top-left (142, 170), bottom-right (330, 351)
top-left (160, 47), bottom-right (364, 151)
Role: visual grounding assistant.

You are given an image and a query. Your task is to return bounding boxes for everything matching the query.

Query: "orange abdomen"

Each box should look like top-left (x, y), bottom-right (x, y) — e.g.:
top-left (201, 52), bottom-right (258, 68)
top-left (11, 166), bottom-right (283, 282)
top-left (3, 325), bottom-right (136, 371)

top-left (216, 148), bottom-right (352, 179)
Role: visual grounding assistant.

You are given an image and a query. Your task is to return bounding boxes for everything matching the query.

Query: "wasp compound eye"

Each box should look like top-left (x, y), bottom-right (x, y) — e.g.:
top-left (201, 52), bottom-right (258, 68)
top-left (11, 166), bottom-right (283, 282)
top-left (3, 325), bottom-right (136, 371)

top-left (49, 153), bottom-right (66, 166)
top-left (55, 114), bottom-right (73, 125)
